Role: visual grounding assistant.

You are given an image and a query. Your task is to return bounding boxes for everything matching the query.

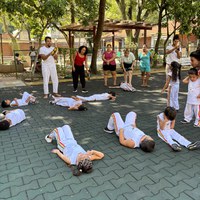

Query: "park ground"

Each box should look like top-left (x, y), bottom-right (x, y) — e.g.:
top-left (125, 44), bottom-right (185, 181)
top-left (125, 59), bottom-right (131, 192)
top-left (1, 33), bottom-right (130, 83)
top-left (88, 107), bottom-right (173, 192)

top-left (0, 71), bottom-right (200, 200)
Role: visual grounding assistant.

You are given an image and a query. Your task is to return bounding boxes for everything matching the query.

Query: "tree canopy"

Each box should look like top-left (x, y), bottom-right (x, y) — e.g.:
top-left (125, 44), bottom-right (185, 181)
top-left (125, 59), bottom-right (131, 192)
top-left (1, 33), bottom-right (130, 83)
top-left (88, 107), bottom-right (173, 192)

top-left (0, 0), bottom-right (199, 69)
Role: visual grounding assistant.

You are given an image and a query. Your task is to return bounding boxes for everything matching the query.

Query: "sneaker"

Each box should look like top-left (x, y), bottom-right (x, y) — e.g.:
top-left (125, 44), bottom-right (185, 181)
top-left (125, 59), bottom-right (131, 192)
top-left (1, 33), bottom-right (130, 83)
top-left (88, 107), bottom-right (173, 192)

top-left (180, 119), bottom-right (190, 124)
top-left (73, 89), bottom-right (77, 93)
top-left (82, 89), bottom-right (88, 93)
top-left (171, 144), bottom-right (182, 152)
top-left (49, 101), bottom-right (55, 105)
top-left (131, 87), bottom-right (136, 92)
top-left (0, 113), bottom-right (5, 120)
top-left (104, 127), bottom-right (114, 134)
top-left (45, 135), bottom-right (52, 143)
top-left (193, 124), bottom-right (200, 128)
top-left (187, 141), bottom-right (200, 150)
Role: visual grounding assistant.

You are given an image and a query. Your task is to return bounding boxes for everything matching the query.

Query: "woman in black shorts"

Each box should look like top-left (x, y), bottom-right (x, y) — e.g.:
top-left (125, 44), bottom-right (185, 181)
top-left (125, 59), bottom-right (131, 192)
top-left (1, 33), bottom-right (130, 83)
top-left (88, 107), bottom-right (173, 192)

top-left (102, 44), bottom-right (117, 86)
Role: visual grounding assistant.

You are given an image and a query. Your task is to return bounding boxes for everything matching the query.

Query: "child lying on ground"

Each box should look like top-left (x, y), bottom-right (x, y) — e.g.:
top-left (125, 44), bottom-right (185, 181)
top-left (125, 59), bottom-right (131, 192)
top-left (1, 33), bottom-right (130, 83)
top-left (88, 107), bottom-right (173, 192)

top-left (49, 96), bottom-right (87, 111)
top-left (104, 111), bottom-right (155, 152)
top-left (1, 92), bottom-right (36, 108)
top-left (45, 125), bottom-right (104, 176)
top-left (74, 91), bottom-right (116, 102)
top-left (0, 109), bottom-right (26, 130)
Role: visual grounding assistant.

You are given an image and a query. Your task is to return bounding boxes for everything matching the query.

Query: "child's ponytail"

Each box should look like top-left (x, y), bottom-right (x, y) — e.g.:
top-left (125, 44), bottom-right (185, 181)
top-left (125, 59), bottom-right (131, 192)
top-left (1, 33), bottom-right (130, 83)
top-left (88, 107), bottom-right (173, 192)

top-left (171, 61), bottom-right (181, 82)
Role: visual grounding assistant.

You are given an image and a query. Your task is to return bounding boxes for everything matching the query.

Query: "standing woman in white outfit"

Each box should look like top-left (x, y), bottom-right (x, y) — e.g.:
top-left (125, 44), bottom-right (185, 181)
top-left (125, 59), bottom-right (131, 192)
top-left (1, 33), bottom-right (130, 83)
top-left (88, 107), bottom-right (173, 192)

top-left (39, 36), bottom-right (61, 99)
top-left (165, 35), bottom-right (182, 79)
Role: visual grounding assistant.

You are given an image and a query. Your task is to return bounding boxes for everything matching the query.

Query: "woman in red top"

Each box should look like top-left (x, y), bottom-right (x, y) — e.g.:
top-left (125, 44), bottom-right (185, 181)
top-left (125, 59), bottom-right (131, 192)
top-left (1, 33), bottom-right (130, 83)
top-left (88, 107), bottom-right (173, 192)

top-left (102, 44), bottom-right (117, 86)
top-left (72, 46), bottom-right (89, 93)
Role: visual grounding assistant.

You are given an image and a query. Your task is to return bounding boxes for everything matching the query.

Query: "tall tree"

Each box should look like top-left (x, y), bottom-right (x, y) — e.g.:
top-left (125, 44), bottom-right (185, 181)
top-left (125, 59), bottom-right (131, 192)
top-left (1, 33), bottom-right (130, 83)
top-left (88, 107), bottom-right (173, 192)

top-left (0, 0), bottom-right (67, 45)
top-left (90, 0), bottom-right (106, 73)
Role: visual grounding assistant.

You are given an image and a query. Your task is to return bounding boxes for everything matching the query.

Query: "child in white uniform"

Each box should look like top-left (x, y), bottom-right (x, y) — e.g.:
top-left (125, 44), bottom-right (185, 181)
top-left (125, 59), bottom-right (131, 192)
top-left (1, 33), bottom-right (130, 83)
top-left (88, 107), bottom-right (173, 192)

top-left (45, 125), bottom-right (104, 176)
top-left (157, 106), bottom-right (200, 151)
top-left (0, 109), bottom-right (26, 130)
top-left (181, 68), bottom-right (200, 127)
top-left (75, 91), bottom-right (116, 102)
top-left (104, 111), bottom-right (155, 152)
top-left (1, 92), bottom-right (36, 108)
top-left (49, 96), bottom-right (87, 111)
top-left (161, 61), bottom-right (181, 111)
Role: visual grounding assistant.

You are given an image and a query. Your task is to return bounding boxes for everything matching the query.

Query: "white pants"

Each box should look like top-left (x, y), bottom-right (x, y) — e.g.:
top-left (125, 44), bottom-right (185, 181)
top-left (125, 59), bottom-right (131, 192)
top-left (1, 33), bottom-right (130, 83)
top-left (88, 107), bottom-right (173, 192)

top-left (157, 129), bottom-right (191, 147)
top-left (107, 112), bottom-right (136, 136)
top-left (184, 104), bottom-right (200, 125)
top-left (22, 92), bottom-right (36, 103)
top-left (42, 63), bottom-right (58, 94)
top-left (169, 84), bottom-right (179, 110)
top-left (49, 125), bottom-right (75, 152)
top-left (76, 95), bottom-right (99, 102)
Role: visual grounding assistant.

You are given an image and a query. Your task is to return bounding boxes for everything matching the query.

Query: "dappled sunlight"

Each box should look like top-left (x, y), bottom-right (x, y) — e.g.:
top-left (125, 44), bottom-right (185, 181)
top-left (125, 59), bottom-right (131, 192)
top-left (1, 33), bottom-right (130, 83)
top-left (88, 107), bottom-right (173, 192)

top-left (88, 102), bottom-right (103, 106)
top-left (50, 116), bottom-right (66, 120)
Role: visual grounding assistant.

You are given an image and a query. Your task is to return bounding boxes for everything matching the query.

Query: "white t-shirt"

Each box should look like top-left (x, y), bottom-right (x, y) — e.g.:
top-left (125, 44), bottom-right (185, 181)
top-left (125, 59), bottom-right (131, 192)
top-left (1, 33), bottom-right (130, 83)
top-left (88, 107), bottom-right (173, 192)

top-left (10, 92), bottom-right (31, 107)
top-left (39, 46), bottom-right (55, 66)
top-left (187, 78), bottom-right (200, 105)
top-left (6, 109), bottom-right (26, 127)
top-left (157, 113), bottom-right (172, 130)
top-left (167, 71), bottom-right (180, 86)
top-left (166, 45), bottom-right (181, 64)
top-left (121, 52), bottom-right (135, 64)
top-left (123, 126), bottom-right (145, 148)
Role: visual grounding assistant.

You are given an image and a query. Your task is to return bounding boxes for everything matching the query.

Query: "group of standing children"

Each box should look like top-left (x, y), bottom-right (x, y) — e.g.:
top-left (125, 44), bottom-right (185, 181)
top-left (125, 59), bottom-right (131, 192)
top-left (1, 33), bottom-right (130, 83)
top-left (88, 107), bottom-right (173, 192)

top-left (162, 50), bottom-right (200, 128)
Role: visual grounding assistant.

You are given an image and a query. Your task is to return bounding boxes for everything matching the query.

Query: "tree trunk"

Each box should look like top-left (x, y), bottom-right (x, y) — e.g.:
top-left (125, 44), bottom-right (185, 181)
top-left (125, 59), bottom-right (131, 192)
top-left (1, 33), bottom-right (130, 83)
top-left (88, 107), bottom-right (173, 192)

top-left (116, 0), bottom-right (133, 42)
top-left (70, 0), bottom-right (75, 24)
top-left (153, 3), bottom-right (164, 67)
top-left (2, 16), bottom-right (20, 52)
top-left (90, 0), bottom-right (106, 74)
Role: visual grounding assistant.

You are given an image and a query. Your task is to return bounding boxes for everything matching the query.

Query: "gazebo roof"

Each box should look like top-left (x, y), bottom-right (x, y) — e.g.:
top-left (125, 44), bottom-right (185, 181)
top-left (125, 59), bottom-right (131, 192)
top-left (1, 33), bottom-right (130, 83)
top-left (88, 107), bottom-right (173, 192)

top-left (61, 19), bottom-right (153, 32)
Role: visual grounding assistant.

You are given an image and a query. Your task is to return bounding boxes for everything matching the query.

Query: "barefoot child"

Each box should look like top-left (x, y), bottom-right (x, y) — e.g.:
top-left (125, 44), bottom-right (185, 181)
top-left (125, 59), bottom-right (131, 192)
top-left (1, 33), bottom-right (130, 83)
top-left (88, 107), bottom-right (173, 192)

top-left (75, 91), bottom-right (116, 102)
top-left (49, 96), bottom-right (87, 111)
top-left (1, 92), bottom-right (36, 108)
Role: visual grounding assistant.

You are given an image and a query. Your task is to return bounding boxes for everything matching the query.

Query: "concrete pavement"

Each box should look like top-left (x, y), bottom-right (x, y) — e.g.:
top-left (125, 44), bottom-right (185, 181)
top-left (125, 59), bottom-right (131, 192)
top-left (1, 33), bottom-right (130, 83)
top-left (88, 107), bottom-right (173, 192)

top-left (0, 71), bottom-right (200, 200)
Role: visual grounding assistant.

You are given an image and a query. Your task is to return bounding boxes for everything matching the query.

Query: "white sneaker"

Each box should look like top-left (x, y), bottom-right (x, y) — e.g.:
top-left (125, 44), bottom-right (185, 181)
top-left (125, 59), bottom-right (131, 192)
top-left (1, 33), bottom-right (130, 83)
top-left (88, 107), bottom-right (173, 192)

top-left (0, 113), bottom-right (5, 120)
top-left (45, 135), bottom-right (52, 143)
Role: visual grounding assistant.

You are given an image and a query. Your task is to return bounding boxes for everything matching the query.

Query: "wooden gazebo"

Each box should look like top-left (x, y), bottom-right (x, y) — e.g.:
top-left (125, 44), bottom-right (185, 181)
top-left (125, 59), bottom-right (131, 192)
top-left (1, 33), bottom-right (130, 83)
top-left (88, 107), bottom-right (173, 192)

top-left (61, 19), bottom-right (153, 49)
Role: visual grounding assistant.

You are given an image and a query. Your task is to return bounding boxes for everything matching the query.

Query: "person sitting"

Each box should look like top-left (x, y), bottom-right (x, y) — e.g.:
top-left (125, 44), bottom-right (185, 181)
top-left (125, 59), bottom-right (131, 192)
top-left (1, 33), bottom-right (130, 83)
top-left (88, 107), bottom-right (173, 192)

top-left (157, 106), bottom-right (200, 151)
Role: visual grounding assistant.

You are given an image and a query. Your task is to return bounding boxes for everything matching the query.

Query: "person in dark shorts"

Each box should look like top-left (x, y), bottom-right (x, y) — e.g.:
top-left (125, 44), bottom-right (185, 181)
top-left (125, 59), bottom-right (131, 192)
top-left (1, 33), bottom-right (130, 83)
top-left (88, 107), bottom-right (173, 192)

top-left (102, 44), bottom-right (117, 86)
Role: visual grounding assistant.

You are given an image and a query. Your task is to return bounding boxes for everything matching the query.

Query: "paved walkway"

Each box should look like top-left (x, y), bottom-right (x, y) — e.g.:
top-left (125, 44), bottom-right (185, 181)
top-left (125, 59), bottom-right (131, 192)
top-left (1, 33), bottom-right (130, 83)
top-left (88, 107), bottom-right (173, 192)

top-left (0, 72), bottom-right (200, 200)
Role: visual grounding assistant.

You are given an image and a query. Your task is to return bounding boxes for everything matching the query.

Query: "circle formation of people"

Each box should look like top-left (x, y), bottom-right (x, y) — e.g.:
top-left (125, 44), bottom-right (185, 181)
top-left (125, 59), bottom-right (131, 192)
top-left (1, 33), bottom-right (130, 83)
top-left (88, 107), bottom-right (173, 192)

top-left (0, 36), bottom-right (200, 176)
